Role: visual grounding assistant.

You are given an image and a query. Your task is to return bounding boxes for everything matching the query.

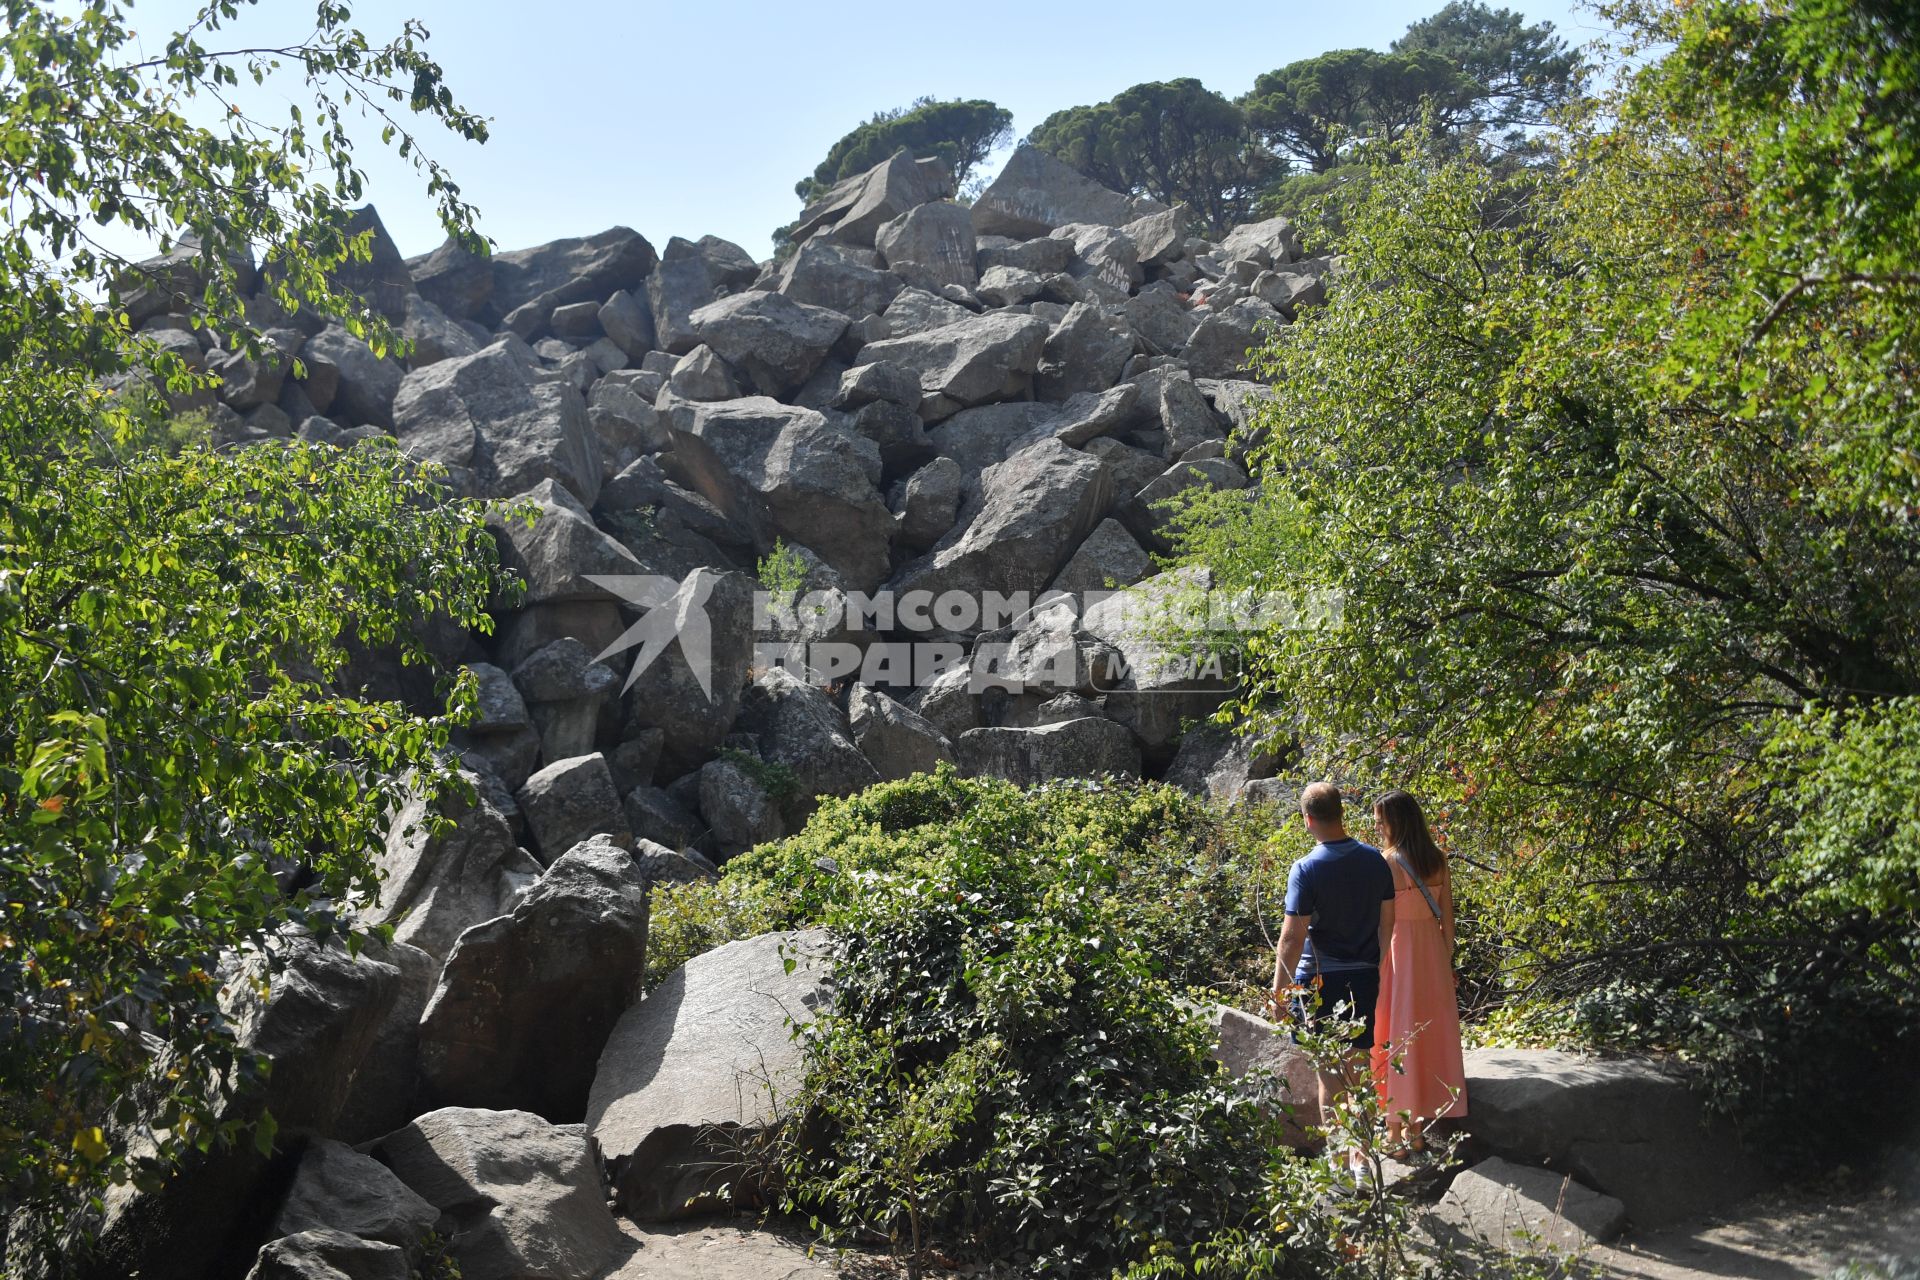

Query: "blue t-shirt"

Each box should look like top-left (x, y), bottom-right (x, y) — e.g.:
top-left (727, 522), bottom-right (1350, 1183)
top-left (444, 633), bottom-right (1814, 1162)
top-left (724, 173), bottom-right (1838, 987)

top-left (1284, 837), bottom-right (1393, 979)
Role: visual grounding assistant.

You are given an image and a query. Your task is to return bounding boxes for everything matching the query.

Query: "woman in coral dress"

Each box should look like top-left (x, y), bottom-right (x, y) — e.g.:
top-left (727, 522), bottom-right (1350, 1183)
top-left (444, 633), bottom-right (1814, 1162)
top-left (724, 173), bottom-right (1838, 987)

top-left (1369, 790), bottom-right (1468, 1150)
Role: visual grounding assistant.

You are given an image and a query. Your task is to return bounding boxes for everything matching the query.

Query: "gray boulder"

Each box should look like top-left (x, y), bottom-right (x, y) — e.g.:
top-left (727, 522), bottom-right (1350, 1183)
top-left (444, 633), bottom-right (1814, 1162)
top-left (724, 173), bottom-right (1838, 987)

top-left (1183, 298), bottom-right (1282, 380)
top-left (665, 397), bottom-right (892, 590)
top-left (972, 145), bottom-right (1143, 239)
top-left (880, 285), bottom-right (973, 338)
top-left (974, 264), bottom-right (1049, 308)
top-left (373, 1108), bottom-right (623, 1280)
top-left (1082, 569), bottom-right (1236, 751)
top-left (874, 201), bottom-right (977, 290)
top-left (848, 682), bottom-right (954, 780)
top-left (271, 1140), bottom-right (436, 1255)
top-left (618, 568), bottom-right (759, 774)
top-left (665, 344), bottom-right (741, 401)
top-left (513, 636), bottom-right (621, 763)
top-left (646, 235), bottom-right (757, 355)
top-left (1124, 205), bottom-right (1192, 267)
top-left (1125, 288), bottom-right (1198, 356)
top-left (976, 234), bottom-right (1075, 276)
top-left (488, 478), bottom-right (642, 605)
top-left (834, 360), bottom-right (923, 411)
top-left (698, 757), bottom-right (785, 857)
top-left (890, 456), bottom-right (965, 551)
top-left (400, 294), bottom-right (480, 370)
top-left (1051, 222), bottom-right (1143, 293)
top-left (1048, 517), bottom-right (1154, 597)
top-left (587, 930), bottom-right (835, 1220)
top-left (1137, 367), bottom-right (1224, 458)
top-left (409, 236), bottom-right (493, 321)
top-left (955, 716), bottom-right (1141, 783)
top-left (1042, 382), bottom-right (1142, 448)
top-left (736, 668), bottom-right (880, 824)
top-left (418, 839), bottom-right (649, 1120)
top-left (302, 326), bottom-right (403, 430)
top-left (858, 311), bottom-right (1050, 416)
top-left (790, 150), bottom-right (953, 247)
top-left (624, 784), bottom-right (702, 851)
top-left (1431, 1158), bottom-right (1628, 1252)
top-left (688, 291), bottom-right (847, 398)
top-left (1162, 725), bottom-right (1278, 803)
top-left (1463, 1048), bottom-right (1762, 1227)
top-left (514, 752), bottom-right (631, 863)
top-left (392, 338), bottom-right (600, 507)
top-left (1037, 302), bottom-right (1133, 402)
top-left (773, 238), bottom-right (903, 320)
top-left (369, 779), bottom-right (541, 960)
top-left (332, 205), bottom-right (413, 321)
top-left (927, 400), bottom-right (1061, 478)
top-left (585, 377), bottom-right (667, 478)
top-left (1210, 1005), bottom-right (1319, 1147)
top-left (892, 439), bottom-right (1111, 604)
top-left (1216, 217), bottom-right (1301, 268)
top-left (246, 1230), bottom-right (406, 1280)
top-left (332, 941), bottom-right (440, 1145)
top-left (598, 288), bottom-right (656, 359)
top-left (489, 226), bottom-right (658, 322)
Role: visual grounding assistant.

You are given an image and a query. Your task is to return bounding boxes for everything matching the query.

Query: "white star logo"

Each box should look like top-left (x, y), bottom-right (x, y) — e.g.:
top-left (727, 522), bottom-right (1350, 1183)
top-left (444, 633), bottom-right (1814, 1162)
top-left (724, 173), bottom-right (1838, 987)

top-left (584, 570), bottom-right (719, 698)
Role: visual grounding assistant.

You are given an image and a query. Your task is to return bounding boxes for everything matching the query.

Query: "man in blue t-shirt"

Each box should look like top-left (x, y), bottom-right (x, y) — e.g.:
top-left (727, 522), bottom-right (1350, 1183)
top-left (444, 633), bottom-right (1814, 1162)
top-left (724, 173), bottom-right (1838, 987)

top-left (1271, 781), bottom-right (1395, 1128)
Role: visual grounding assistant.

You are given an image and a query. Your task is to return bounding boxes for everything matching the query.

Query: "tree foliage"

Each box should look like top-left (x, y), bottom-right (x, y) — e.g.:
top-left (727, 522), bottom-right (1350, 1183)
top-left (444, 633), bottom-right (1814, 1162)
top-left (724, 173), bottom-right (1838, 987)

top-left (1241, 47), bottom-right (1474, 174)
top-left (1393, 1), bottom-right (1585, 134)
top-left (1027, 79), bottom-right (1275, 231)
top-left (0, 0), bottom-right (504, 1251)
top-left (1170, 0), bottom-right (1920, 1158)
top-left (797, 96), bottom-right (1012, 203)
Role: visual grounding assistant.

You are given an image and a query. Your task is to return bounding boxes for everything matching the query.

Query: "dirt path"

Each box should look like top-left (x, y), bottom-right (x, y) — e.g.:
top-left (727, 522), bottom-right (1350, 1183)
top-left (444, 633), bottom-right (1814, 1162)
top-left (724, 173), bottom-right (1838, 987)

top-left (1586, 1187), bottom-right (1919, 1280)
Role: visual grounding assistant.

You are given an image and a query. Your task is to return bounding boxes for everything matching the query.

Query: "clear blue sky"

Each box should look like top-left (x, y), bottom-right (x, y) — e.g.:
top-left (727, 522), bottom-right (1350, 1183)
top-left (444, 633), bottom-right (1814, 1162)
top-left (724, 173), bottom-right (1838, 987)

top-left (115, 0), bottom-right (1611, 262)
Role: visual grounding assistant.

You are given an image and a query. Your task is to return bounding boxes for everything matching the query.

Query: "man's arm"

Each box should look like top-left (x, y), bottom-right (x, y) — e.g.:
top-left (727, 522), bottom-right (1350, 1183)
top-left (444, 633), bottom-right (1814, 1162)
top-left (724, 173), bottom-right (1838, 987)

top-left (1274, 914), bottom-right (1310, 1012)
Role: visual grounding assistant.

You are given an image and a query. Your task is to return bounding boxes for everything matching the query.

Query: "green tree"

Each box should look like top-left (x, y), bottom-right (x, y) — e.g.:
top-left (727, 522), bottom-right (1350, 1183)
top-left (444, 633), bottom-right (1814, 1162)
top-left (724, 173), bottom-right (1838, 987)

top-left (1241, 47), bottom-right (1474, 173)
top-left (0, 0), bottom-right (504, 1254)
top-left (1172, 0), bottom-right (1920, 1157)
top-left (1027, 79), bottom-right (1274, 231)
top-left (797, 96), bottom-right (1012, 203)
top-left (1393, 1), bottom-right (1585, 136)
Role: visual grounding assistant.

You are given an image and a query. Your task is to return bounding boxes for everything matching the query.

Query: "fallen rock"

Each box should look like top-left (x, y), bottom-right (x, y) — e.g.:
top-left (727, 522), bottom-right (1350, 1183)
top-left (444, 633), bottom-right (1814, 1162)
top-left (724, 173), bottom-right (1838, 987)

top-left (698, 756), bottom-right (785, 857)
top-left (1037, 302), bottom-right (1133, 402)
top-left (955, 715), bottom-right (1141, 783)
top-left (1209, 1005), bottom-right (1319, 1147)
top-left (488, 478), bottom-right (642, 606)
top-left (875, 200), bottom-right (977, 290)
top-left (418, 839), bottom-right (649, 1120)
top-left (271, 1140), bottom-right (436, 1255)
top-left (1163, 725), bottom-right (1278, 802)
top-left (688, 290), bottom-right (847, 398)
top-left (489, 226), bottom-right (658, 322)
top-left (1463, 1049), bottom-right (1763, 1228)
top-left (848, 682), bottom-right (954, 780)
top-left (302, 326), bottom-right (403, 430)
top-left (246, 1229), bottom-right (407, 1280)
top-left (736, 668), bottom-right (880, 824)
top-left (1432, 1158), bottom-right (1629, 1252)
top-left (773, 238), bottom-right (903, 320)
top-left (972, 145), bottom-right (1144, 239)
top-left (618, 568), bottom-right (759, 774)
top-left (514, 752), bottom-right (631, 863)
top-left (373, 1108), bottom-right (623, 1280)
top-left (881, 285), bottom-right (974, 338)
top-left (791, 151), bottom-right (953, 248)
top-left (1217, 216), bottom-right (1301, 268)
top-left (392, 337), bottom-right (600, 507)
top-left (1184, 298), bottom-right (1282, 380)
top-left (665, 397), bottom-right (892, 590)
top-left (1048, 517), bottom-right (1154, 597)
top-left (892, 439), bottom-right (1111, 604)
top-left (1051, 221), bottom-right (1143, 294)
top-left (332, 941), bottom-right (440, 1145)
top-left (368, 778), bottom-right (542, 960)
top-left (890, 456), bottom-right (965, 551)
top-left (587, 930), bottom-right (835, 1220)
top-left (857, 311), bottom-right (1050, 414)
top-left (409, 236), bottom-right (493, 321)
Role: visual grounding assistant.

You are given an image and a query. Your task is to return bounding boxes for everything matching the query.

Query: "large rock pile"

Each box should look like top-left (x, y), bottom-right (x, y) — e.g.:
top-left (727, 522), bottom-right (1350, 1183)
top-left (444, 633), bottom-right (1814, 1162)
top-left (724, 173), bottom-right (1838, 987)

top-left (123, 145), bottom-right (1319, 872)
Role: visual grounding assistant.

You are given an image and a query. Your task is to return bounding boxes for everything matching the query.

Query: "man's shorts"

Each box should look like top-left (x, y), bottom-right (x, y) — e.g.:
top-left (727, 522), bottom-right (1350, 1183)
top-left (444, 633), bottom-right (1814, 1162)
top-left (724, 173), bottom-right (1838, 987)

top-left (1291, 967), bottom-right (1381, 1051)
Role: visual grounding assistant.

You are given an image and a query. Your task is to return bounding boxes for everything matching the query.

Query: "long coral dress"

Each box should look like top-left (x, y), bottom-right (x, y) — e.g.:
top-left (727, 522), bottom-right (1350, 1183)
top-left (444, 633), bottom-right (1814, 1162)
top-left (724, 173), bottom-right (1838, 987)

top-left (1371, 855), bottom-right (1468, 1123)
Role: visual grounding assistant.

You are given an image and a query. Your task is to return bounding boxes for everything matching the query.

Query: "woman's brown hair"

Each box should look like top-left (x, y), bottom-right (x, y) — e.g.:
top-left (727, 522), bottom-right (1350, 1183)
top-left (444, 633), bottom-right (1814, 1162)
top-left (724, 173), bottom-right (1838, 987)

top-left (1373, 790), bottom-right (1446, 882)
